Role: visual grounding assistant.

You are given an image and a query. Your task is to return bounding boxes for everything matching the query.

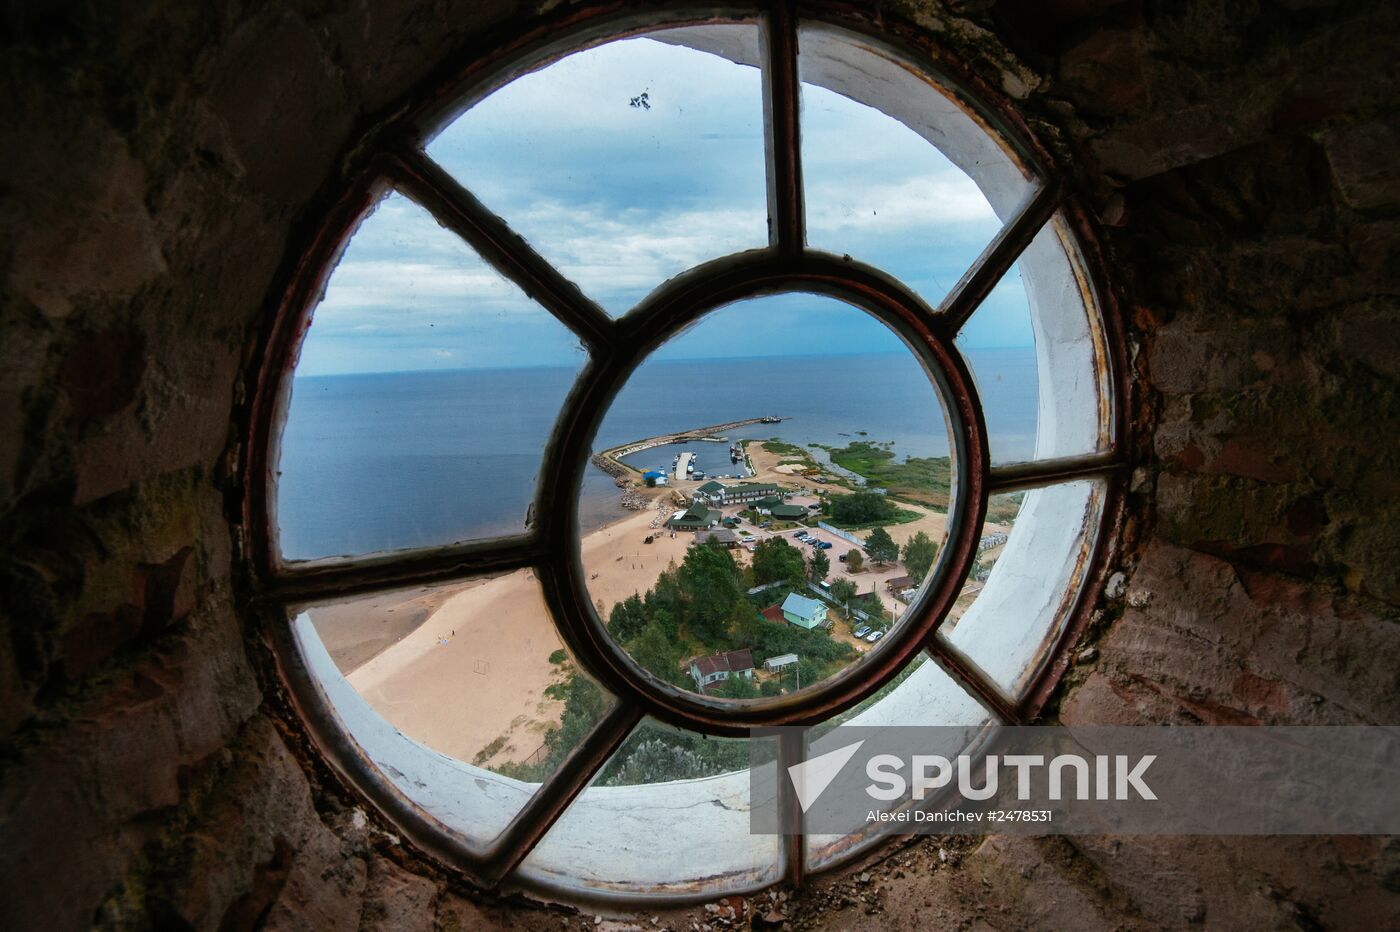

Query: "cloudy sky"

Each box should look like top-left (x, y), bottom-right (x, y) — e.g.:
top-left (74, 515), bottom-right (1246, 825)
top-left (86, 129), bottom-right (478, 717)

top-left (295, 32), bottom-right (1034, 377)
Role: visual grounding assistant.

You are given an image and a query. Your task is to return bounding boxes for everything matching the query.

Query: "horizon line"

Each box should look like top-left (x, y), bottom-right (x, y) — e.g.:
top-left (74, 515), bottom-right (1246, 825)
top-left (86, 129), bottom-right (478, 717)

top-left (294, 344), bottom-right (1036, 379)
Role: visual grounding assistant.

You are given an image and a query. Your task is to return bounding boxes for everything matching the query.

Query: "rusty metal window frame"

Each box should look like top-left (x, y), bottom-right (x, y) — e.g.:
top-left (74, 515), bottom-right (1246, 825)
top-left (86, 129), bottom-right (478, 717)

top-left (240, 0), bottom-right (1129, 902)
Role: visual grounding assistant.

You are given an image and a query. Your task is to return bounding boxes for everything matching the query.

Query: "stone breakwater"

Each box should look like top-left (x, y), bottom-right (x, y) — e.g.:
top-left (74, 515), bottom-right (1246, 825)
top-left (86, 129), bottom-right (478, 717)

top-left (595, 416), bottom-right (787, 474)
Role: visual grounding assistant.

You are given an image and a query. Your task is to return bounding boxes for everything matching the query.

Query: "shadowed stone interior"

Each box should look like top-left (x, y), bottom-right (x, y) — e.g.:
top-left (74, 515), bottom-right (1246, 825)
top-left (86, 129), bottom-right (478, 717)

top-left (2, 1), bottom-right (1397, 928)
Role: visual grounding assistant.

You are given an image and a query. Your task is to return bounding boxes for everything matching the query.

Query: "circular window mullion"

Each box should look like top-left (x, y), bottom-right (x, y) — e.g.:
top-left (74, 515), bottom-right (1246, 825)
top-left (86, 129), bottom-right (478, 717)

top-left (936, 181), bottom-right (1064, 338)
top-left (247, 5), bottom-right (1125, 901)
top-left (761, 1), bottom-right (806, 254)
top-left (385, 148), bottom-right (620, 356)
top-left (487, 699), bottom-right (646, 887)
top-left (263, 535), bottom-right (550, 606)
top-left (922, 642), bottom-right (1020, 725)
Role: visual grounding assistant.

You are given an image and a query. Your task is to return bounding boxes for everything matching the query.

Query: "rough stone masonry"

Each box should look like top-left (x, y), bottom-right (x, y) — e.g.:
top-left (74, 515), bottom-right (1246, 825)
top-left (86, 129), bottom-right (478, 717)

top-left (1, 1), bottom-right (1397, 929)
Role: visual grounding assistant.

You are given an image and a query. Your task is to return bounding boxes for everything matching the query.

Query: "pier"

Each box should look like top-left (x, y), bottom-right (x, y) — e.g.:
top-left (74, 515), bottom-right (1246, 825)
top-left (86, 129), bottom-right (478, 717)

top-left (592, 415), bottom-right (788, 477)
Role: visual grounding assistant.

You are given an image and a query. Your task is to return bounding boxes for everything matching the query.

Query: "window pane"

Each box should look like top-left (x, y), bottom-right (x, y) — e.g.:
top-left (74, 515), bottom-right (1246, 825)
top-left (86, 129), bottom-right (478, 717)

top-left (799, 24), bottom-right (1033, 309)
top-left (939, 479), bottom-right (1106, 698)
top-left (290, 570), bottom-right (614, 849)
top-left (426, 25), bottom-right (768, 317)
top-left (519, 719), bottom-right (781, 896)
top-left (957, 264), bottom-right (1041, 464)
top-left (957, 212), bottom-right (1110, 464)
top-left (579, 294), bottom-right (955, 700)
top-left (805, 656), bottom-right (992, 871)
top-left (276, 191), bottom-right (586, 561)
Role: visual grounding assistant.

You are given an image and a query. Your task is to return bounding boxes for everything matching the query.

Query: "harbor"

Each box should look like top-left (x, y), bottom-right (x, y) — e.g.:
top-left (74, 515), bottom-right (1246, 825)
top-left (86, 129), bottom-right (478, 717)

top-left (591, 415), bottom-right (786, 480)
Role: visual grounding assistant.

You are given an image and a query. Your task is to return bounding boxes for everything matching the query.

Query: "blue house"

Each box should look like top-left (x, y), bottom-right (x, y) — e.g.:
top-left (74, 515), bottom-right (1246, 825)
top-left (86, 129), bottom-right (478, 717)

top-left (781, 592), bottom-right (830, 630)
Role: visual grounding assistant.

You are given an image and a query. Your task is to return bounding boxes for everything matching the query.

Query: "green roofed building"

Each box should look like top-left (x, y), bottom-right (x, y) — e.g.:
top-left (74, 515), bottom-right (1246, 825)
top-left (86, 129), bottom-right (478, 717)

top-left (769, 503), bottom-right (807, 520)
top-left (694, 480), bottom-right (726, 504)
top-left (723, 482), bottom-right (781, 504)
top-left (667, 503), bottom-right (720, 531)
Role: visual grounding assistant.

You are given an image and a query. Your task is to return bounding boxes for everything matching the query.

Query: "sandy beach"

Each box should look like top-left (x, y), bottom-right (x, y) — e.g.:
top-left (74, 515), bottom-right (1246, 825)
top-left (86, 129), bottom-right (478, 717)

top-left (309, 440), bottom-right (1015, 769)
top-left (325, 570), bottom-right (571, 769)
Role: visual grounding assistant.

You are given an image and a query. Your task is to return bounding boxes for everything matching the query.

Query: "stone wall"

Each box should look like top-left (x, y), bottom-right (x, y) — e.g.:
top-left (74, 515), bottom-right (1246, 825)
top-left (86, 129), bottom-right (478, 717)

top-left (1, 1), bottom-right (1396, 929)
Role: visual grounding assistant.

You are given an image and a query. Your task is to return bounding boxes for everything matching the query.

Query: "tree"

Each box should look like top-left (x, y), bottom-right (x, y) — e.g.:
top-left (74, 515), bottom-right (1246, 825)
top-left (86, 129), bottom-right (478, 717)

top-left (901, 531), bottom-right (939, 584)
top-left (644, 567), bottom-right (685, 632)
top-left (862, 591), bottom-right (889, 625)
top-left (759, 680), bottom-right (782, 697)
top-left (627, 620), bottom-right (684, 685)
top-left (751, 537), bottom-right (807, 588)
top-left (865, 526), bottom-right (899, 564)
top-left (731, 602), bottom-right (766, 646)
top-left (845, 549), bottom-right (864, 573)
top-left (830, 490), bottom-right (896, 525)
top-left (715, 674), bottom-right (759, 699)
top-left (809, 549), bottom-right (831, 581)
top-left (607, 593), bottom-right (647, 642)
top-left (829, 577), bottom-right (858, 614)
top-left (677, 543), bottom-right (746, 643)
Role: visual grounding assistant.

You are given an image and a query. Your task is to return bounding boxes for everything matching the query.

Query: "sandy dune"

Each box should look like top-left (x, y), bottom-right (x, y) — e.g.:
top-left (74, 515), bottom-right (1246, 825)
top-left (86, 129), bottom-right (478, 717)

top-left (343, 570), bottom-right (568, 767)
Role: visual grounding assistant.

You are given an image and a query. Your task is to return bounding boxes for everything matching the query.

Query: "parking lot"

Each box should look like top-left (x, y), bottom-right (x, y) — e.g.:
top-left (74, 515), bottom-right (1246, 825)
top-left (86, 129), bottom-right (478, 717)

top-left (711, 501), bottom-right (925, 613)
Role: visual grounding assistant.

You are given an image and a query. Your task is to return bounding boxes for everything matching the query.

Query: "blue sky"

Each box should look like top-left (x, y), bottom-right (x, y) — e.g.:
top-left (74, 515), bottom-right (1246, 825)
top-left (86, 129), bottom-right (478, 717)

top-left (295, 30), bottom-right (1034, 377)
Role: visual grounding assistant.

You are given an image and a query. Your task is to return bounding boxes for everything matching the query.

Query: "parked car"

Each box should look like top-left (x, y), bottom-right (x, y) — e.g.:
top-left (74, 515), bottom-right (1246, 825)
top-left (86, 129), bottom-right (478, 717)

top-left (838, 553), bottom-right (847, 562)
top-left (792, 530), bottom-right (806, 538)
top-left (853, 625), bottom-right (872, 638)
top-left (817, 541), bottom-right (833, 550)
top-left (865, 629), bottom-right (885, 643)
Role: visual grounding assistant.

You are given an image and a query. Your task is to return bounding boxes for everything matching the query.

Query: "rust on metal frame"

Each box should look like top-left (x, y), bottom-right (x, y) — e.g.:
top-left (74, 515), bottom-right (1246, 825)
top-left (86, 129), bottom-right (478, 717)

top-left (233, 0), bottom-right (1130, 903)
top-left (482, 701), bottom-right (646, 885)
top-left (1015, 193), bottom-right (1134, 722)
top-left (241, 165), bottom-right (386, 587)
top-left (532, 249), bottom-right (990, 737)
top-left (384, 147), bottom-right (616, 353)
top-left (938, 180), bottom-right (1064, 336)
top-left (763, 0), bottom-right (805, 254)
top-left (779, 728), bottom-right (809, 886)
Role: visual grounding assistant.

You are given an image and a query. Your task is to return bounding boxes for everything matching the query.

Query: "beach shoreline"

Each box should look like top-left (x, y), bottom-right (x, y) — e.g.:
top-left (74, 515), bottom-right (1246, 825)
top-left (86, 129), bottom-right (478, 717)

top-left (309, 433), bottom-right (1009, 770)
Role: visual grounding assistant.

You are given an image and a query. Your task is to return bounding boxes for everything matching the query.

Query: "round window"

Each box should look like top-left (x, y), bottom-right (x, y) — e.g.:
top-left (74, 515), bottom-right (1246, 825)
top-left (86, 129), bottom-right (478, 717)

top-left (245, 5), bottom-right (1123, 904)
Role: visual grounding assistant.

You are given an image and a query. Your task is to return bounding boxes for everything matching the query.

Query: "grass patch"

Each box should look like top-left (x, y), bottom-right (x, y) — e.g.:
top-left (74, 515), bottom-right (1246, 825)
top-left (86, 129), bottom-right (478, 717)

top-left (825, 508), bottom-right (925, 532)
top-left (818, 440), bottom-right (952, 509)
top-left (761, 438), bottom-right (806, 457)
top-left (987, 492), bottom-right (1024, 524)
top-left (472, 734), bottom-right (508, 765)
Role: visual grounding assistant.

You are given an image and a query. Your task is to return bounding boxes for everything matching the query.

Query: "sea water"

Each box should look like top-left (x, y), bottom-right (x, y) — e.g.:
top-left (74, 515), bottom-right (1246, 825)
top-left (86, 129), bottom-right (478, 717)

top-left (276, 349), bottom-right (1037, 560)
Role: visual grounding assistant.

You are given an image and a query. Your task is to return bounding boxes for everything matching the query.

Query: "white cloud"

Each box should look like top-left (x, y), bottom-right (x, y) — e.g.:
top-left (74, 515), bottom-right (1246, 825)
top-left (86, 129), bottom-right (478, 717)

top-left (805, 170), bottom-right (998, 235)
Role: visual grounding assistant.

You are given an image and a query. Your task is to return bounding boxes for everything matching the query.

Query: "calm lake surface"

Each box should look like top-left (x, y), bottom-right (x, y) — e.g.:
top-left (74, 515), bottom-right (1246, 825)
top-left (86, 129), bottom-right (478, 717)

top-left (277, 348), bottom-right (1037, 560)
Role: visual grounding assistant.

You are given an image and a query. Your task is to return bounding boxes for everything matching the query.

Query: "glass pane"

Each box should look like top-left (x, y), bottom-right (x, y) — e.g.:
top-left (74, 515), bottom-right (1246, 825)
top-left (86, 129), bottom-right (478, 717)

top-left (806, 656), bottom-right (992, 870)
top-left (276, 191), bottom-right (586, 562)
top-left (519, 719), bottom-right (781, 897)
top-left (426, 25), bottom-right (768, 316)
top-left (579, 294), bottom-right (955, 699)
top-left (957, 263), bottom-right (1040, 464)
top-left (799, 24), bottom-right (1032, 309)
top-left (289, 570), bottom-right (614, 849)
top-left (958, 212), bottom-right (1109, 464)
top-left (940, 479), bottom-right (1106, 698)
